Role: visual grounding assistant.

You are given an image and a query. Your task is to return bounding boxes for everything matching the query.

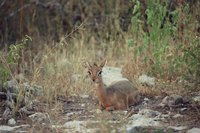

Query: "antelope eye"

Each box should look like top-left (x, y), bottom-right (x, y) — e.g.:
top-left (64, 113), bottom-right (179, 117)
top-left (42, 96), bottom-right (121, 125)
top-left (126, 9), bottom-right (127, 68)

top-left (88, 71), bottom-right (92, 75)
top-left (97, 71), bottom-right (102, 76)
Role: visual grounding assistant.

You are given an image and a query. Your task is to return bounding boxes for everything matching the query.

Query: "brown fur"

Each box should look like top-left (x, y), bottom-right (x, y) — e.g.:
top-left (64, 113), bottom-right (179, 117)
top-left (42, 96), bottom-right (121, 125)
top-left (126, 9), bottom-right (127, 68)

top-left (85, 60), bottom-right (140, 111)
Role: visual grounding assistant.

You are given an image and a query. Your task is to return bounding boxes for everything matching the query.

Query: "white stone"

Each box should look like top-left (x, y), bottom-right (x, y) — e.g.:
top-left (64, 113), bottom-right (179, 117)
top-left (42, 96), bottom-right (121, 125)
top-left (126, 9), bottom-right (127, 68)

top-left (127, 109), bottom-right (161, 132)
top-left (0, 125), bottom-right (20, 132)
top-left (168, 126), bottom-right (187, 131)
top-left (62, 120), bottom-right (99, 133)
top-left (180, 108), bottom-right (188, 111)
top-left (80, 95), bottom-right (89, 99)
top-left (81, 104), bottom-right (85, 107)
top-left (161, 94), bottom-right (183, 106)
top-left (193, 96), bottom-right (200, 102)
top-left (138, 74), bottom-right (155, 86)
top-left (143, 98), bottom-right (150, 105)
top-left (96, 109), bottom-right (102, 114)
top-left (29, 112), bottom-right (50, 123)
top-left (8, 118), bottom-right (16, 126)
top-left (102, 66), bottom-right (128, 86)
top-left (173, 114), bottom-right (183, 118)
top-left (66, 112), bottom-right (75, 117)
top-left (138, 109), bottom-right (161, 117)
top-left (187, 128), bottom-right (200, 133)
top-left (144, 97), bottom-right (150, 101)
top-left (3, 80), bottom-right (19, 93)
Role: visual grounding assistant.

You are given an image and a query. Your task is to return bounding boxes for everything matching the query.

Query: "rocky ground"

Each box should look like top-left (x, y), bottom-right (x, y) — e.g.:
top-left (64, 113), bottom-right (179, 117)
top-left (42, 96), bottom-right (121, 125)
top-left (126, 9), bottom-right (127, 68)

top-left (0, 93), bottom-right (200, 133)
top-left (57, 94), bottom-right (200, 133)
top-left (0, 67), bottom-right (200, 133)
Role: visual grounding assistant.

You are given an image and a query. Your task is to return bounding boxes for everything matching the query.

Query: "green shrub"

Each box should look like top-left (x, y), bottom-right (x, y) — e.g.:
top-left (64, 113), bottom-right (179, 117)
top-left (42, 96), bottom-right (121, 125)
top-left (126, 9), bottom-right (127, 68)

top-left (130, 0), bottom-right (200, 80)
top-left (0, 35), bottom-right (32, 87)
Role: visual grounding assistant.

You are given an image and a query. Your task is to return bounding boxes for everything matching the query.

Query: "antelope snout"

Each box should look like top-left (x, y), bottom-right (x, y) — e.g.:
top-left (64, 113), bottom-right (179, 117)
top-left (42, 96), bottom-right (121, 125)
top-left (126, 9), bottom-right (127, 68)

top-left (92, 76), bottom-right (96, 82)
top-left (92, 78), bottom-right (100, 83)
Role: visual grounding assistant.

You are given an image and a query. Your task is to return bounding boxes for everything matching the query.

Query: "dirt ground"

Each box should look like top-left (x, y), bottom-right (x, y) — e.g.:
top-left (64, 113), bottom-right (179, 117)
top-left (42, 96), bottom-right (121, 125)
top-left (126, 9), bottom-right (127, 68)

top-left (0, 92), bottom-right (200, 133)
top-left (61, 95), bottom-right (200, 128)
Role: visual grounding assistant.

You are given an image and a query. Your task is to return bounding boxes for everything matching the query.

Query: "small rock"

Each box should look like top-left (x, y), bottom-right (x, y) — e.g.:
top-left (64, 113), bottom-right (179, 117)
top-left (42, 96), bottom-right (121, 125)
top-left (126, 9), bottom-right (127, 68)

top-left (8, 118), bottom-right (16, 126)
top-left (66, 112), bottom-right (75, 117)
top-left (0, 125), bottom-right (20, 132)
top-left (193, 96), bottom-right (200, 102)
top-left (80, 95), bottom-right (89, 99)
top-left (102, 66), bottom-right (128, 86)
top-left (161, 114), bottom-right (170, 119)
top-left (138, 109), bottom-right (161, 117)
top-left (173, 114), bottom-right (183, 118)
top-left (144, 97), bottom-right (150, 101)
top-left (124, 110), bottom-right (128, 115)
top-left (81, 104), bottom-right (85, 107)
top-left (168, 126), bottom-right (187, 131)
top-left (187, 128), bottom-right (200, 133)
top-left (160, 94), bottom-right (183, 107)
top-left (127, 109), bottom-right (161, 132)
top-left (127, 127), bottom-right (167, 133)
top-left (29, 112), bottom-right (50, 123)
top-left (127, 126), bottom-right (145, 133)
top-left (138, 74), bottom-right (155, 87)
top-left (62, 120), bottom-right (99, 133)
top-left (23, 83), bottom-right (43, 96)
top-left (180, 108), bottom-right (188, 112)
top-left (96, 109), bottom-right (102, 114)
top-left (3, 80), bottom-right (19, 93)
top-left (142, 97), bottom-right (150, 105)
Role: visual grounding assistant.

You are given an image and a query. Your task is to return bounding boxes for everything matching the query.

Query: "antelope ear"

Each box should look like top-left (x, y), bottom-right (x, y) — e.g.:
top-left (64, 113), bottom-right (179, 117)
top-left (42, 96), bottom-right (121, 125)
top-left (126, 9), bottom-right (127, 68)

top-left (83, 61), bottom-right (92, 69)
top-left (99, 60), bottom-right (107, 68)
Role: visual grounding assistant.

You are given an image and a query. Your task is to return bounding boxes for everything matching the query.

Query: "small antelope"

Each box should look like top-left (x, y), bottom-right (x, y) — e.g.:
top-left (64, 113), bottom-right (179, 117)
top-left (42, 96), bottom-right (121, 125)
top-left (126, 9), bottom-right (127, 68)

top-left (85, 60), bottom-right (140, 111)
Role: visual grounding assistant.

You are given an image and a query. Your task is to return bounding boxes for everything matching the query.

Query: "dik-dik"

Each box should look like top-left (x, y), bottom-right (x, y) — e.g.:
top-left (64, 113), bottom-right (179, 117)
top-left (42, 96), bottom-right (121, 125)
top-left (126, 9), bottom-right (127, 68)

top-left (85, 60), bottom-right (140, 111)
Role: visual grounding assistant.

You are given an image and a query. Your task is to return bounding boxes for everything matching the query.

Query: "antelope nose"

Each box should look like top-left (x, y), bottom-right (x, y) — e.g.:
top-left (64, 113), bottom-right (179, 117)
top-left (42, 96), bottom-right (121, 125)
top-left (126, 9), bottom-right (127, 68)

top-left (92, 79), bottom-right (95, 82)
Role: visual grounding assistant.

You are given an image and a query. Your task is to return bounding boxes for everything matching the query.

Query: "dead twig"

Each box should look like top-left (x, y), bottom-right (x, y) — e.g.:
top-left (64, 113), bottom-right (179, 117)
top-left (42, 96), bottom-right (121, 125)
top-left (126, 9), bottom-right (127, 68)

top-left (59, 21), bottom-right (86, 43)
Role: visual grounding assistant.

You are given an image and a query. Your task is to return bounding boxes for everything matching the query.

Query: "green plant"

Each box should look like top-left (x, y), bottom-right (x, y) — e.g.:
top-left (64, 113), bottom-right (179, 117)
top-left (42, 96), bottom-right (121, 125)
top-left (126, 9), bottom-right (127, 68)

top-left (183, 37), bottom-right (200, 80)
top-left (130, 0), bottom-right (200, 80)
top-left (0, 35), bottom-right (31, 88)
top-left (0, 35), bottom-right (32, 117)
top-left (131, 0), bottom-right (178, 76)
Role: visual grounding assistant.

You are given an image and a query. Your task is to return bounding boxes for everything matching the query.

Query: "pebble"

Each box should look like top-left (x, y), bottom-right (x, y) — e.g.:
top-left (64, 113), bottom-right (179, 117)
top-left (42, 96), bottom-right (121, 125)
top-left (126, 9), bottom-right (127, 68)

top-left (173, 114), bottom-right (183, 118)
top-left (96, 109), bottom-right (102, 114)
top-left (8, 118), bottom-right (16, 126)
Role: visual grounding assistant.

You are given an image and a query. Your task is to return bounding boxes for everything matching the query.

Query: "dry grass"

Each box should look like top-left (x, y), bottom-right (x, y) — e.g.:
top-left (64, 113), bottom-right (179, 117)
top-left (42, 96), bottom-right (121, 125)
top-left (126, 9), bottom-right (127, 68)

top-left (26, 34), bottom-right (132, 102)
top-left (24, 31), bottom-right (196, 104)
